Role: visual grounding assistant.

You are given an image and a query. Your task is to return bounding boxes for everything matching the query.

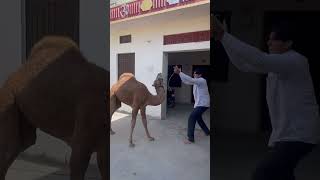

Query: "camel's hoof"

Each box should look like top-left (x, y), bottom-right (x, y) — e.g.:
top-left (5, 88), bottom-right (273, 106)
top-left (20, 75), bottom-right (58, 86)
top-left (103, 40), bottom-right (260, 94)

top-left (129, 143), bottom-right (135, 148)
top-left (148, 137), bottom-right (155, 141)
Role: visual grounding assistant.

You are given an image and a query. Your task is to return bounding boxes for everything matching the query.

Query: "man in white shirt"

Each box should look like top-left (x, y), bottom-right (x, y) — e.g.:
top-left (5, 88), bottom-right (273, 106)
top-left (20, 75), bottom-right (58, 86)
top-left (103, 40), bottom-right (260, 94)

top-left (213, 16), bottom-right (320, 180)
top-left (173, 66), bottom-right (210, 144)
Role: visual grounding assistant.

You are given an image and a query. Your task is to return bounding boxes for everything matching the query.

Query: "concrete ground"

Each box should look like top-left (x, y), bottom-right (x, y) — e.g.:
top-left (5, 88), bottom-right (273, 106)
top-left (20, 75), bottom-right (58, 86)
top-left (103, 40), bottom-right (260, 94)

top-left (6, 155), bottom-right (100, 180)
top-left (214, 133), bottom-right (320, 180)
top-left (5, 104), bottom-right (209, 180)
top-left (110, 104), bottom-right (210, 180)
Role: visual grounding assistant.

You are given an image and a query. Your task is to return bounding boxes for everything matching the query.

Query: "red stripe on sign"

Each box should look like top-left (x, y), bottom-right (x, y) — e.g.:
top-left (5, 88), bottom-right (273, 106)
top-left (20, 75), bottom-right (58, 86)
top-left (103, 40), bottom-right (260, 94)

top-left (111, 9), bottom-right (114, 19)
top-left (154, 0), bottom-right (157, 8)
top-left (137, 2), bottom-right (140, 13)
top-left (133, 3), bottom-right (136, 14)
top-left (136, 2), bottom-right (139, 13)
top-left (117, 8), bottom-right (119, 18)
top-left (132, 3), bottom-right (135, 14)
top-left (136, 2), bottom-right (139, 14)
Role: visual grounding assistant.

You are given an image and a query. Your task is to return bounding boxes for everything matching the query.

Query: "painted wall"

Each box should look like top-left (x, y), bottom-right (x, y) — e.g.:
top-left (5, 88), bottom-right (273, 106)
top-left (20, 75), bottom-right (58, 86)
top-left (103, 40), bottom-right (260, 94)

top-left (0, 0), bottom-right (23, 86)
top-left (110, 3), bottom-right (210, 118)
top-left (80, 0), bottom-right (109, 70)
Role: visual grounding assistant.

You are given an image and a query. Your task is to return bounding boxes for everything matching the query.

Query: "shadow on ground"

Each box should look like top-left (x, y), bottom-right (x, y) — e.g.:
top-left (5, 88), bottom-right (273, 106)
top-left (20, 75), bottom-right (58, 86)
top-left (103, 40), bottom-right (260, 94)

top-left (9, 153), bottom-right (101, 180)
top-left (110, 105), bottom-right (210, 180)
top-left (213, 133), bottom-right (320, 180)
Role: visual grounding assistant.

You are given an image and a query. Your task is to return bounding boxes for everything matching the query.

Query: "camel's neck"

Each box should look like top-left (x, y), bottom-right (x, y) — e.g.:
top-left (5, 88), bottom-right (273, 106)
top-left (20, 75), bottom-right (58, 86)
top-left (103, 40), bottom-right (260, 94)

top-left (147, 86), bottom-right (166, 106)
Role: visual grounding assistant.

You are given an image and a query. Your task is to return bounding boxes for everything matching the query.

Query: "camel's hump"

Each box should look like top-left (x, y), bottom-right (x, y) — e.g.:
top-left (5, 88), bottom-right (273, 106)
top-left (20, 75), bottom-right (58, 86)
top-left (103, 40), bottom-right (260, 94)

top-left (2, 36), bottom-right (81, 96)
top-left (29, 36), bottom-right (79, 59)
top-left (119, 73), bottom-right (135, 79)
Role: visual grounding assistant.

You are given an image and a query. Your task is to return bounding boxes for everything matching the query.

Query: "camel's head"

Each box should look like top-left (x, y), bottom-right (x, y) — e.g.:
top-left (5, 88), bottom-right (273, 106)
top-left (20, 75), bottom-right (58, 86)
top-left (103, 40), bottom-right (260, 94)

top-left (152, 73), bottom-right (164, 88)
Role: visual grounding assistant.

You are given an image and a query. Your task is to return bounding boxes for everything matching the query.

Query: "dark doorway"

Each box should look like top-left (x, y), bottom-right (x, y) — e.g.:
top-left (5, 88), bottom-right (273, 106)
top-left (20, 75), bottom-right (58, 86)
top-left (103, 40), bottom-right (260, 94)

top-left (118, 53), bottom-right (135, 79)
top-left (191, 65), bottom-right (210, 103)
top-left (261, 11), bottom-right (320, 132)
top-left (26, 0), bottom-right (79, 58)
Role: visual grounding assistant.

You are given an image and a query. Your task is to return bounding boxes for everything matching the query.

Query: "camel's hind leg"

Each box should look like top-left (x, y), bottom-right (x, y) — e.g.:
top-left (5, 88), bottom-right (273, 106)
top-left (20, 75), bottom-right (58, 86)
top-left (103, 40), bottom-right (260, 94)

top-left (110, 91), bottom-right (121, 134)
top-left (0, 106), bottom-right (36, 180)
top-left (0, 146), bottom-right (20, 180)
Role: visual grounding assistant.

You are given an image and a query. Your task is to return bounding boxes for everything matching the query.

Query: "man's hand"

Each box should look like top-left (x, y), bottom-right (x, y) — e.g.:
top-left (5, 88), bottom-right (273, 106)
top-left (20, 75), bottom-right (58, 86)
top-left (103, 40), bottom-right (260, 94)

top-left (212, 15), bottom-right (225, 41)
top-left (173, 66), bottom-right (181, 74)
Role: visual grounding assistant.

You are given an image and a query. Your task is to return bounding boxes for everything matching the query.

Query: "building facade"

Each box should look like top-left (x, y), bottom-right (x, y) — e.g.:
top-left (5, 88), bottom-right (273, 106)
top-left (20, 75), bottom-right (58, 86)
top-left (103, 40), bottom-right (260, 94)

top-left (110, 0), bottom-right (210, 119)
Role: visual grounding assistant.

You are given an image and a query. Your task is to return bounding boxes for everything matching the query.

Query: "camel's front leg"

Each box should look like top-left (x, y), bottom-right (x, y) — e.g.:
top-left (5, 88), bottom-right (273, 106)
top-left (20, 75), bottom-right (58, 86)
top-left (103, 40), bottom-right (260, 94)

top-left (97, 137), bottom-right (108, 180)
top-left (140, 107), bottom-right (154, 141)
top-left (0, 105), bottom-right (36, 180)
top-left (69, 143), bottom-right (92, 180)
top-left (129, 107), bottom-right (139, 147)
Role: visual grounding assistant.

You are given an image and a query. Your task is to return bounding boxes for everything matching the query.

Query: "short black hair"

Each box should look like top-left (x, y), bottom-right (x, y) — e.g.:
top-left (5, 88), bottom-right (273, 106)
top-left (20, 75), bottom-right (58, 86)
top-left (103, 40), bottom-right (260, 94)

top-left (271, 20), bottom-right (295, 42)
top-left (194, 68), bottom-right (204, 75)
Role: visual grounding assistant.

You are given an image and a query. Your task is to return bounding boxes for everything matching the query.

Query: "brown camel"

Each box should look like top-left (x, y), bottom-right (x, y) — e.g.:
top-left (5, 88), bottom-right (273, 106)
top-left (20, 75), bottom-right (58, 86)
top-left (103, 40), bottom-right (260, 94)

top-left (110, 73), bottom-right (165, 147)
top-left (0, 36), bottom-right (108, 180)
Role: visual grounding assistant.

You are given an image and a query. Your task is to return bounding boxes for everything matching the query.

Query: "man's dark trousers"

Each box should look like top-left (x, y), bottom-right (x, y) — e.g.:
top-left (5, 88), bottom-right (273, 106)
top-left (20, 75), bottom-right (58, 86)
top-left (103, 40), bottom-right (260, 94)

top-left (187, 106), bottom-right (210, 142)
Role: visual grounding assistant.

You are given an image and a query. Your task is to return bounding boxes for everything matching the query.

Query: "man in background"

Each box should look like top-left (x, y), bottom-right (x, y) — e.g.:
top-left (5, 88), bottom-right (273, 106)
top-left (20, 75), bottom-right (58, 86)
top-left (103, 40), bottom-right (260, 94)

top-left (174, 66), bottom-right (210, 144)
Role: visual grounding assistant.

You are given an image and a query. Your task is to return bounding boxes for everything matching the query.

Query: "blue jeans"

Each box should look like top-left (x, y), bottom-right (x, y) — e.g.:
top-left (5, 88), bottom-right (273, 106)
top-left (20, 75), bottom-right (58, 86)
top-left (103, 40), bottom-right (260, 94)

top-left (187, 106), bottom-right (210, 142)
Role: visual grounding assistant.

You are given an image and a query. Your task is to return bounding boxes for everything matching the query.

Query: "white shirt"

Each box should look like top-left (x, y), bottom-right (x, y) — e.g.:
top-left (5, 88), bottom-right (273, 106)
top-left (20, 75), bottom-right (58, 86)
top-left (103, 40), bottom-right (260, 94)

top-left (179, 72), bottom-right (210, 108)
top-left (221, 32), bottom-right (320, 146)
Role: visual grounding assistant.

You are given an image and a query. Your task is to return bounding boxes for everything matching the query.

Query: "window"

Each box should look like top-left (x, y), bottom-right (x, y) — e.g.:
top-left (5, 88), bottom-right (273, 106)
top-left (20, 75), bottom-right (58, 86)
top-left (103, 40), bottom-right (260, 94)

top-left (120, 35), bottom-right (131, 44)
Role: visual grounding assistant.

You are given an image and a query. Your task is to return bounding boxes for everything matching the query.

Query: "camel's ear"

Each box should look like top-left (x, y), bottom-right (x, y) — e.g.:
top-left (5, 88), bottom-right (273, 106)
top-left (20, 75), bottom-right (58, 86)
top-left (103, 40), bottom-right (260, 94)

top-left (156, 73), bottom-right (163, 80)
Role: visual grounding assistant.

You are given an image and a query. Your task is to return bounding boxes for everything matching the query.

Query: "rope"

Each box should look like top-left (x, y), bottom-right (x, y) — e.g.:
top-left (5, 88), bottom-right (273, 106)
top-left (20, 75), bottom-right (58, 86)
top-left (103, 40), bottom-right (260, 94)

top-left (167, 71), bottom-right (175, 91)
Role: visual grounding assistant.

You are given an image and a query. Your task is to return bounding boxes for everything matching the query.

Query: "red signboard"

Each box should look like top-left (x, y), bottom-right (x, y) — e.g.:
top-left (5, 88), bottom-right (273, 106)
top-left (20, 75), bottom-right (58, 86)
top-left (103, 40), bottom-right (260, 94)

top-left (110, 0), bottom-right (206, 21)
top-left (163, 30), bottom-right (210, 45)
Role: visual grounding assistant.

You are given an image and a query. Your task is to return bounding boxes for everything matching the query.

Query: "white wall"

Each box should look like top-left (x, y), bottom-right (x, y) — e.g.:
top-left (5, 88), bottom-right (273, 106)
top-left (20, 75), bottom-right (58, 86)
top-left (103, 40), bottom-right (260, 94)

top-left (110, 3), bottom-right (210, 118)
top-left (80, 0), bottom-right (109, 70)
top-left (0, 0), bottom-right (23, 86)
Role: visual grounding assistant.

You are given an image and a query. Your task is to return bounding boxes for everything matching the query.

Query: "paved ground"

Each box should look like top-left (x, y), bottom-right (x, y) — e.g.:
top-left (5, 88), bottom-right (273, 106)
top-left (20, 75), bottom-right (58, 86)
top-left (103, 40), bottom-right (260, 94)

top-left (214, 133), bottom-right (320, 180)
top-left (6, 156), bottom-right (100, 180)
top-left (5, 104), bottom-right (210, 180)
top-left (110, 104), bottom-right (211, 180)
